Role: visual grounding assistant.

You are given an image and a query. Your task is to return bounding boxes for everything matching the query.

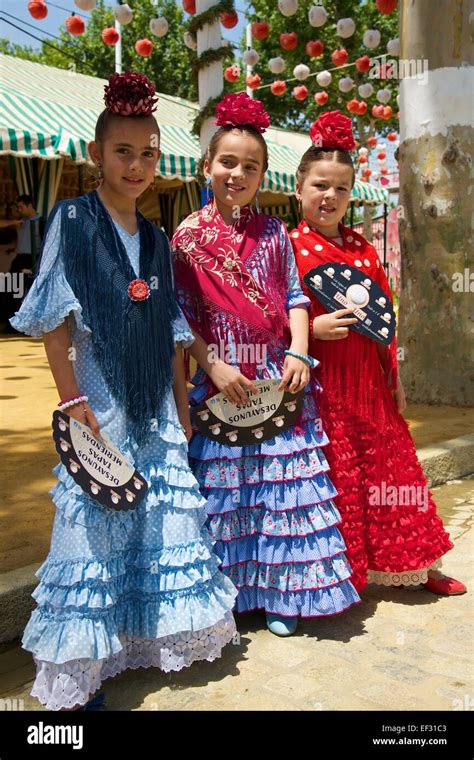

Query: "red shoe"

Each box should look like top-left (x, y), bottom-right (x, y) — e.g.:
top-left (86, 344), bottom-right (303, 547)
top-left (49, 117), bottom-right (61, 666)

top-left (424, 575), bottom-right (467, 595)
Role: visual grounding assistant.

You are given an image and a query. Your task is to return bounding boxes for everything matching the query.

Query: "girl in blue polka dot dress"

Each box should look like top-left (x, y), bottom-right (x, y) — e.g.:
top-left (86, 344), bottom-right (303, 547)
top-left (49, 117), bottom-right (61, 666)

top-left (10, 72), bottom-right (238, 711)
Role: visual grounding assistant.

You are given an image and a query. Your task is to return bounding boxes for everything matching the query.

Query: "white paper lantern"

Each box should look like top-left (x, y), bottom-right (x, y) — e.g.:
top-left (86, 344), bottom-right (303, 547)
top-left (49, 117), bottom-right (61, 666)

top-left (396, 94), bottom-right (400, 106)
top-left (358, 83), bottom-right (373, 98)
top-left (243, 48), bottom-right (259, 66)
top-left (376, 143), bottom-right (385, 151)
top-left (378, 157), bottom-right (387, 164)
top-left (377, 88), bottom-right (391, 104)
top-left (358, 147), bottom-right (368, 156)
top-left (113, 3), bottom-right (133, 24)
top-left (150, 17), bottom-right (168, 37)
top-left (184, 31), bottom-right (197, 50)
top-left (74, 0), bottom-right (96, 10)
top-left (387, 37), bottom-right (400, 56)
top-left (316, 70), bottom-right (332, 87)
top-left (336, 18), bottom-right (355, 38)
top-left (338, 76), bottom-right (354, 93)
top-left (268, 56), bottom-right (286, 74)
top-left (363, 29), bottom-right (381, 49)
top-left (294, 64), bottom-right (310, 81)
top-left (278, 0), bottom-right (299, 17)
top-left (309, 4), bottom-right (328, 27)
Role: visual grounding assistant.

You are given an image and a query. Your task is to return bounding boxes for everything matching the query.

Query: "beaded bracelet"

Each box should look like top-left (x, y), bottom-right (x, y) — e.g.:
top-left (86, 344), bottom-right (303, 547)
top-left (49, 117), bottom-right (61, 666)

top-left (58, 395), bottom-right (88, 412)
top-left (284, 350), bottom-right (318, 369)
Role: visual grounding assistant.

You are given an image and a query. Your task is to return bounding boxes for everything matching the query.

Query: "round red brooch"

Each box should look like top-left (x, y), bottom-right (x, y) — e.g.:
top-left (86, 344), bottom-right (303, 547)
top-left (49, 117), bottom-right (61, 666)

top-left (128, 279), bottom-right (151, 302)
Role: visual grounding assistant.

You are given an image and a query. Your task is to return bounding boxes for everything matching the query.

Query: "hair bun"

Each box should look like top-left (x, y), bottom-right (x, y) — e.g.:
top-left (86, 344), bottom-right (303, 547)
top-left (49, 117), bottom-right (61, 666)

top-left (104, 71), bottom-right (159, 116)
top-left (309, 110), bottom-right (356, 151)
top-left (215, 93), bottom-right (270, 134)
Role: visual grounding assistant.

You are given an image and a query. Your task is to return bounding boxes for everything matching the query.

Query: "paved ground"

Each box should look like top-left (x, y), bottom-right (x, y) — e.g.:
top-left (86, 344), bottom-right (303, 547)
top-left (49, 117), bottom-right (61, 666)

top-left (1, 477), bottom-right (472, 712)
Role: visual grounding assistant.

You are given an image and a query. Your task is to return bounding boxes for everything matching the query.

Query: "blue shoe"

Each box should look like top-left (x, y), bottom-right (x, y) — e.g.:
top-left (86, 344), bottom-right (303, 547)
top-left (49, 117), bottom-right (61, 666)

top-left (77, 692), bottom-right (107, 711)
top-left (266, 613), bottom-right (298, 637)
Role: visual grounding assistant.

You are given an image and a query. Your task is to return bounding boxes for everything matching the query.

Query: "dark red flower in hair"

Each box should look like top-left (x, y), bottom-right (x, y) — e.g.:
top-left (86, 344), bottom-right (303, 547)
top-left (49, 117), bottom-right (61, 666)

top-left (309, 110), bottom-right (356, 151)
top-left (215, 93), bottom-right (270, 133)
top-left (104, 71), bottom-right (159, 116)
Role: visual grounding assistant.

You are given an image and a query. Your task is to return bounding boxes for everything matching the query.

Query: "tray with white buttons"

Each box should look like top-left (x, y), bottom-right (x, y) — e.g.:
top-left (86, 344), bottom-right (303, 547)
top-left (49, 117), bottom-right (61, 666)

top-left (191, 379), bottom-right (305, 446)
top-left (52, 411), bottom-right (148, 511)
top-left (303, 263), bottom-right (396, 345)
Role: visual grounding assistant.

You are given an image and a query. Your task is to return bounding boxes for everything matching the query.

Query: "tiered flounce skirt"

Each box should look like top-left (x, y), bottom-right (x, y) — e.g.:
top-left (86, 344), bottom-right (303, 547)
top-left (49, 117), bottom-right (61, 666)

top-left (23, 419), bottom-right (238, 710)
top-left (189, 388), bottom-right (361, 618)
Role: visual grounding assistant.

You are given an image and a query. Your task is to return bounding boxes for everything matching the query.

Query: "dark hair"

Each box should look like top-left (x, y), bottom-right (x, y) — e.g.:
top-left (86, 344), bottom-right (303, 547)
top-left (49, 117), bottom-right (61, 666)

top-left (94, 109), bottom-right (160, 145)
top-left (17, 194), bottom-right (34, 206)
top-left (206, 124), bottom-right (269, 172)
top-left (296, 146), bottom-right (355, 189)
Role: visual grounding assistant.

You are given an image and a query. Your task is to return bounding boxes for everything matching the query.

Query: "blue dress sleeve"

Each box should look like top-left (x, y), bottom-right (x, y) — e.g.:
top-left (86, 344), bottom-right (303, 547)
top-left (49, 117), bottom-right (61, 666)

top-left (172, 305), bottom-right (195, 348)
top-left (9, 207), bottom-right (90, 337)
top-left (280, 221), bottom-right (310, 310)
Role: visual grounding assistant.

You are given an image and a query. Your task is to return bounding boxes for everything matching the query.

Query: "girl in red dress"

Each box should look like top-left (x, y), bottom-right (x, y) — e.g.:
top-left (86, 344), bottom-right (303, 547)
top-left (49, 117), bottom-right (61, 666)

top-left (291, 111), bottom-right (465, 596)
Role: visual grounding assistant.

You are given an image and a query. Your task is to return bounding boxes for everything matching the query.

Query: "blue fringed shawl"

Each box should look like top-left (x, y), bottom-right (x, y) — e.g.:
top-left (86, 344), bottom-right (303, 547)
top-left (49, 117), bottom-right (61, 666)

top-left (45, 189), bottom-right (179, 444)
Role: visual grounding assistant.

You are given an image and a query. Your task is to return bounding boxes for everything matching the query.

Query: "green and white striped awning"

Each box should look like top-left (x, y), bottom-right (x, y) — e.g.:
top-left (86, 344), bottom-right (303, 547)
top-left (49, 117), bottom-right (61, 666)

top-left (0, 55), bottom-right (199, 182)
top-left (0, 55), bottom-right (389, 200)
top-left (351, 179), bottom-right (388, 204)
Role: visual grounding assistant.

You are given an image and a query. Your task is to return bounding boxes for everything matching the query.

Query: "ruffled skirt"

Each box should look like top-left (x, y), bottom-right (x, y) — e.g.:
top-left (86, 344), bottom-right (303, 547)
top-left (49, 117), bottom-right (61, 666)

top-left (188, 388), bottom-right (361, 618)
top-left (23, 423), bottom-right (238, 710)
top-left (313, 336), bottom-right (454, 593)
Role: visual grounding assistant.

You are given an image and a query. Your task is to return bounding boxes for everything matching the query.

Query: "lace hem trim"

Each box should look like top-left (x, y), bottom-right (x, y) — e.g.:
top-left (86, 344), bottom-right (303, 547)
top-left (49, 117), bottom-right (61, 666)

top-left (367, 558), bottom-right (443, 586)
top-left (30, 612), bottom-right (236, 711)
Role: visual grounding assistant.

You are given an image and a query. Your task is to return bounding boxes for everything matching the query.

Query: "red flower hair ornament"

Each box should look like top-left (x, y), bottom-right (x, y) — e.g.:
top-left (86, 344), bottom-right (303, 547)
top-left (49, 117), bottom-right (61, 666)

top-left (104, 71), bottom-right (159, 116)
top-left (215, 93), bottom-right (270, 133)
top-left (309, 110), bottom-right (356, 151)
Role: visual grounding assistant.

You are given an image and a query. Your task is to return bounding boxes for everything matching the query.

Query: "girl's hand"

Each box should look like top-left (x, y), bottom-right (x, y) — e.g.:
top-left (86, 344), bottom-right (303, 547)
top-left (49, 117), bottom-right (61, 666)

top-left (208, 360), bottom-right (258, 404)
top-left (278, 355), bottom-right (310, 393)
top-left (313, 309), bottom-right (358, 340)
top-left (392, 376), bottom-right (407, 413)
top-left (177, 403), bottom-right (193, 442)
top-left (66, 402), bottom-right (101, 438)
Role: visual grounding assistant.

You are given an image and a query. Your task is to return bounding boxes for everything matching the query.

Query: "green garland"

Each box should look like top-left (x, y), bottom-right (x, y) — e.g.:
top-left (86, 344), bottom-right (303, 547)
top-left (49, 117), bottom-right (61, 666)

top-left (192, 45), bottom-right (233, 85)
top-left (188, 0), bottom-right (235, 37)
top-left (192, 94), bottom-right (223, 139)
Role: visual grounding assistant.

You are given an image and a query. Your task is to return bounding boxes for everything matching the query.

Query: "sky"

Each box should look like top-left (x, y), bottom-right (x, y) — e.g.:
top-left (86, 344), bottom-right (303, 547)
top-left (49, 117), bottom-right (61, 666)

top-left (0, 1), bottom-right (250, 52)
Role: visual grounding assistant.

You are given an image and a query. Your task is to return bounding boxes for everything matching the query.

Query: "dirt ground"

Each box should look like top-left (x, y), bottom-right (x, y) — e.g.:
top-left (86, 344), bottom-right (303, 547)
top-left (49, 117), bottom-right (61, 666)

top-left (1, 333), bottom-right (473, 574)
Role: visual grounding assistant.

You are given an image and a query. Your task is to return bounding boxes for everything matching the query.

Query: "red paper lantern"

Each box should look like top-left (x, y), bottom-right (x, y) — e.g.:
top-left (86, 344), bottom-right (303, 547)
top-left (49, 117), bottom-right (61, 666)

top-left (355, 55), bottom-right (371, 73)
top-left (280, 32), bottom-right (298, 51)
top-left (66, 14), bottom-right (85, 36)
top-left (367, 136), bottom-right (377, 147)
top-left (347, 99), bottom-right (359, 114)
top-left (306, 40), bottom-right (324, 58)
top-left (358, 101), bottom-right (368, 115)
top-left (221, 11), bottom-right (238, 29)
top-left (271, 81), bottom-right (287, 96)
top-left (363, 168), bottom-right (372, 177)
top-left (331, 49), bottom-right (348, 67)
top-left (376, 0), bottom-right (397, 14)
top-left (387, 132), bottom-right (398, 141)
top-left (380, 166), bottom-right (389, 175)
top-left (382, 105), bottom-right (393, 119)
top-left (102, 27), bottom-right (119, 46)
top-left (183, 0), bottom-right (196, 14)
top-left (377, 152), bottom-right (386, 160)
top-left (246, 73), bottom-right (261, 90)
top-left (314, 91), bottom-right (328, 106)
top-left (358, 155), bottom-right (368, 164)
top-left (28, 0), bottom-right (48, 20)
top-left (224, 65), bottom-right (240, 83)
top-left (252, 21), bottom-right (270, 40)
top-left (135, 38), bottom-right (154, 57)
top-left (293, 85), bottom-right (308, 101)
top-left (372, 104), bottom-right (385, 118)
